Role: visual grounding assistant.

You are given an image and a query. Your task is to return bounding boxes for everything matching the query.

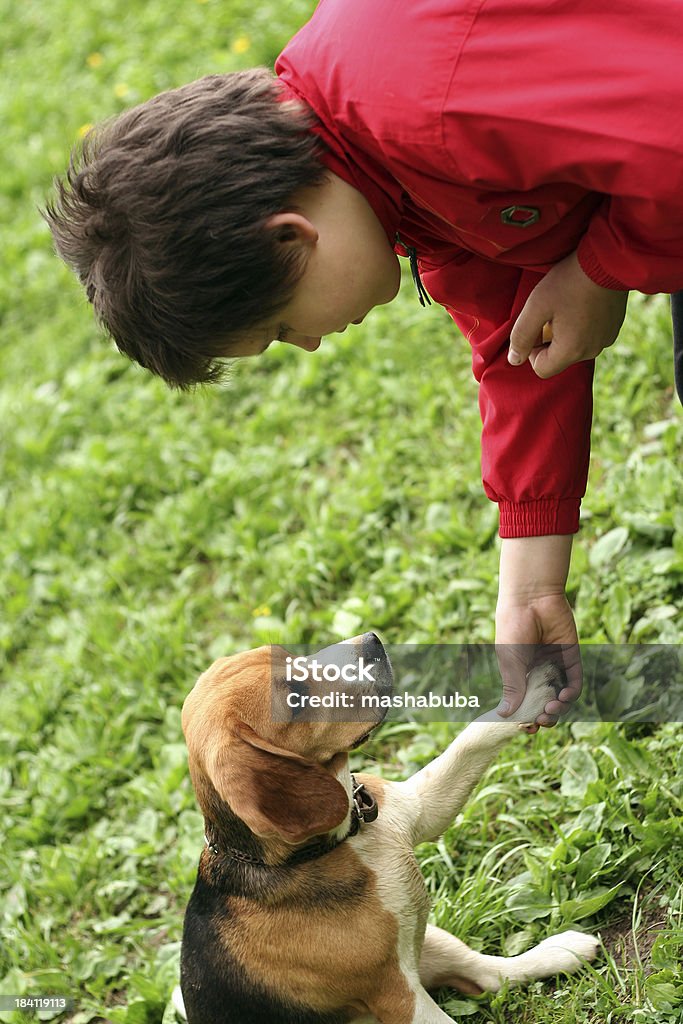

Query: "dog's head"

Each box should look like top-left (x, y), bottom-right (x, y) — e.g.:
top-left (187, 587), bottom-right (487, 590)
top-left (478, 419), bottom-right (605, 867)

top-left (182, 632), bottom-right (391, 846)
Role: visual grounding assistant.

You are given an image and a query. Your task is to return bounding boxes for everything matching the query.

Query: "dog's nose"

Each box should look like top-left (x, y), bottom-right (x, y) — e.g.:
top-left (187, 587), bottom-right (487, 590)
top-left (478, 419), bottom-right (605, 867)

top-left (314, 633), bottom-right (387, 673)
top-left (361, 631), bottom-right (385, 656)
top-left (339, 631), bottom-right (385, 651)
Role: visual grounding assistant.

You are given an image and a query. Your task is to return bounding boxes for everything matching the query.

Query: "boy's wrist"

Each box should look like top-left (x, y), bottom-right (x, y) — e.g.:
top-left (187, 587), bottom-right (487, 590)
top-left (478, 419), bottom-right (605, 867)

top-left (497, 534), bottom-right (573, 604)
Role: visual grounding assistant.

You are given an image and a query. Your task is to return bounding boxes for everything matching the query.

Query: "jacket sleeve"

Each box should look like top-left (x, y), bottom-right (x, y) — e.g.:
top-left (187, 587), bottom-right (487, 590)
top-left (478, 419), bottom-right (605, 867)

top-left (422, 257), bottom-right (593, 538)
top-left (445, 0), bottom-right (683, 295)
top-left (577, 194), bottom-right (683, 293)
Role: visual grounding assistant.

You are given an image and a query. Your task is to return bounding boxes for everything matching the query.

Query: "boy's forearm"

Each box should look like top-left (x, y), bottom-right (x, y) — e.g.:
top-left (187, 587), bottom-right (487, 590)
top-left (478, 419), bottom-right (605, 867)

top-left (498, 534), bottom-right (573, 604)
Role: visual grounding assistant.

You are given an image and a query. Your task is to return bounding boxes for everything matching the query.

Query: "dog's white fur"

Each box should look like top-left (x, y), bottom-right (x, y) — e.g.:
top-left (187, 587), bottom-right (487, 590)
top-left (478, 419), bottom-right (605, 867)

top-left (334, 662), bottom-right (599, 1022)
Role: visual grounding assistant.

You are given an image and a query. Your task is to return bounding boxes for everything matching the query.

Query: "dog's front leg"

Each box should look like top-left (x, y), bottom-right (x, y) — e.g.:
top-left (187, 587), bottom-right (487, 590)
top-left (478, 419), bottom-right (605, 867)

top-left (398, 719), bottom-right (521, 845)
top-left (398, 664), bottom-right (561, 845)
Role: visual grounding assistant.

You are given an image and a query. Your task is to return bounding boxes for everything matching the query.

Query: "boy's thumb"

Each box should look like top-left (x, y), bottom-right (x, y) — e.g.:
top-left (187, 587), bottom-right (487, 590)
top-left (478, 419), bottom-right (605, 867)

top-left (507, 348), bottom-right (526, 366)
top-left (497, 683), bottom-right (525, 717)
top-left (508, 312), bottom-right (535, 365)
top-left (495, 650), bottom-right (529, 717)
top-left (509, 306), bottom-right (553, 366)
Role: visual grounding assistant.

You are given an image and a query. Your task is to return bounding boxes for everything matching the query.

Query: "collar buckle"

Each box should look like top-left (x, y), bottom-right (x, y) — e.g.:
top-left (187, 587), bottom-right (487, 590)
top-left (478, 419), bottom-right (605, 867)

top-left (352, 776), bottom-right (379, 826)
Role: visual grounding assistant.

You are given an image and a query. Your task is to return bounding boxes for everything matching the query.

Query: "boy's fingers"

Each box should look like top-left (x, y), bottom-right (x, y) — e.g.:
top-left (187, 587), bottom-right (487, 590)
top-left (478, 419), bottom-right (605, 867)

top-left (527, 323), bottom-right (589, 378)
top-left (557, 643), bottom-right (583, 703)
top-left (508, 313), bottom-right (553, 366)
top-left (527, 342), bottom-right (569, 379)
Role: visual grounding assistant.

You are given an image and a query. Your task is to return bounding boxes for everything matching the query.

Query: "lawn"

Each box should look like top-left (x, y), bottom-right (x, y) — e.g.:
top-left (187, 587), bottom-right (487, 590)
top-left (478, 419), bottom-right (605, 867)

top-left (1, 0), bottom-right (682, 1021)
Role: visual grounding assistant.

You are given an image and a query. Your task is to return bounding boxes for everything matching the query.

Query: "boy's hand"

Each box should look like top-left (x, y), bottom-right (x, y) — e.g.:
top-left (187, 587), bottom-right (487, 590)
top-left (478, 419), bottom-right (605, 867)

top-left (495, 536), bottom-right (582, 729)
top-left (508, 250), bottom-right (628, 378)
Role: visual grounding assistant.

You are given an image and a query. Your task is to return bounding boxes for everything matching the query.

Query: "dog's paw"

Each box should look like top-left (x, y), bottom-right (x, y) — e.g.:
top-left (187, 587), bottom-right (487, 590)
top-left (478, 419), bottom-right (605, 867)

top-left (509, 662), bottom-right (564, 726)
top-left (536, 930), bottom-right (600, 973)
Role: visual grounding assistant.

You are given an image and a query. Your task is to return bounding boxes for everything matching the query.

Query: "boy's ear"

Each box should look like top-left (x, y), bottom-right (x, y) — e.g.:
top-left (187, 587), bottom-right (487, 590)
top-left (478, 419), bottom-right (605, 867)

top-left (265, 212), bottom-right (319, 248)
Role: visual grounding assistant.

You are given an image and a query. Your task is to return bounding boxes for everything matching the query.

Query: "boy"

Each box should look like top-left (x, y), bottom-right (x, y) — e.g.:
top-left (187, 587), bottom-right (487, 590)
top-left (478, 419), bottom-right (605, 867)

top-left (45, 0), bottom-right (683, 724)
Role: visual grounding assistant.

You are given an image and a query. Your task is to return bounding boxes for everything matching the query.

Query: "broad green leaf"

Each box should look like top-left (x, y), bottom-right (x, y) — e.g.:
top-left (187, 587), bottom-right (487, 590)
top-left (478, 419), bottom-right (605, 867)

top-left (503, 928), bottom-right (536, 956)
top-left (561, 748), bottom-right (599, 798)
top-left (604, 582), bottom-right (632, 642)
top-left (604, 730), bottom-right (654, 777)
top-left (645, 970), bottom-right (683, 1011)
top-left (589, 527), bottom-right (629, 568)
top-left (505, 887), bottom-right (553, 922)
top-left (596, 673), bottom-right (645, 719)
top-left (576, 843), bottom-right (611, 887)
top-left (331, 608), bottom-right (364, 637)
top-left (443, 1000), bottom-right (481, 1017)
top-left (559, 882), bottom-right (623, 922)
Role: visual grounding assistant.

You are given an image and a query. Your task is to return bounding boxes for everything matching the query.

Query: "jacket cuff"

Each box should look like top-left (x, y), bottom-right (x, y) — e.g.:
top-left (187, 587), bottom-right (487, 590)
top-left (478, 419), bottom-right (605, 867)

top-left (498, 498), bottom-right (581, 538)
top-left (576, 237), bottom-right (629, 291)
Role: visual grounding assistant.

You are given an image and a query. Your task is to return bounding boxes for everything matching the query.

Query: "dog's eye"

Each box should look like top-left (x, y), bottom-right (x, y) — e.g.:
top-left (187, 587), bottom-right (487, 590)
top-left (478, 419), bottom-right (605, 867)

top-left (283, 679), bottom-right (311, 720)
top-left (273, 673), bottom-right (310, 719)
top-left (288, 683), bottom-right (308, 715)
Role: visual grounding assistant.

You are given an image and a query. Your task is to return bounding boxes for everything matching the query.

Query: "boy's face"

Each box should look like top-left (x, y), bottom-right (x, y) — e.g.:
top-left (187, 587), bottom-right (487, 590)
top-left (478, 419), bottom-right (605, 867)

top-left (226, 173), bottom-right (401, 358)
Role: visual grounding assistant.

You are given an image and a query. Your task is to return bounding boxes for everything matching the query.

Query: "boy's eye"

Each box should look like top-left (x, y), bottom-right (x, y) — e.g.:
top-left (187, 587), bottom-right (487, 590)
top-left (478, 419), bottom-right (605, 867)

top-left (276, 325), bottom-right (291, 343)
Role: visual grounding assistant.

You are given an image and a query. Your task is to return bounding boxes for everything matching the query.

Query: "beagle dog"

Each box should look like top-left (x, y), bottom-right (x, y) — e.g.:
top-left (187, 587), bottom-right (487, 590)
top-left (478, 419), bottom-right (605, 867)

top-left (175, 633), bottom-right (598, 1024)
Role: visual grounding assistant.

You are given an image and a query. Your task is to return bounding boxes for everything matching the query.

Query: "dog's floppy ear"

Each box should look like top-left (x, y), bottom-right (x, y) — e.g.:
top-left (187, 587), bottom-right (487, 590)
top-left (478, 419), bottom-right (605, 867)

top-left (210, 722), bottom-right (350, 844)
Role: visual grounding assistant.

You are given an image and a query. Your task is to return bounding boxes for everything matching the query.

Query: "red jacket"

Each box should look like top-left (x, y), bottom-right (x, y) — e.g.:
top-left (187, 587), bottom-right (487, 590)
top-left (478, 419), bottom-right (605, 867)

top-left (276, 0), bottom-right (683, 537)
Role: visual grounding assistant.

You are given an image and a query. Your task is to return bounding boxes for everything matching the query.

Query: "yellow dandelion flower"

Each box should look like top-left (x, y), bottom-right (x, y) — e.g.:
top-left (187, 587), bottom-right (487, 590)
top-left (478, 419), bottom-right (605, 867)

top-left (252, 605), bottom-right (272, 617)
top-left (78, 123), bottom-right (94, 138)
top-left (231, 36), bottom-right (251, 55)
top-left (86, 52), bottom-right (103, 68)
top-left (114, 83), bottom-right (130, 99)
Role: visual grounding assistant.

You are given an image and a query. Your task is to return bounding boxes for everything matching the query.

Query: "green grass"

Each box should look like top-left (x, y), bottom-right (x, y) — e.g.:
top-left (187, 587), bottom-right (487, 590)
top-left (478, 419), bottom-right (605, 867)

top-left (1, 0), bottom-right (682, 1021)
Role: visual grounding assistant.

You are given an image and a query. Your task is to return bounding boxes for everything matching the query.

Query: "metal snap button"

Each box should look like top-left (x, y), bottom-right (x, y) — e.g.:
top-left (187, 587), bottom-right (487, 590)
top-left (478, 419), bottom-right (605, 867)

top-left (500, 205), bottom-right (541, 227)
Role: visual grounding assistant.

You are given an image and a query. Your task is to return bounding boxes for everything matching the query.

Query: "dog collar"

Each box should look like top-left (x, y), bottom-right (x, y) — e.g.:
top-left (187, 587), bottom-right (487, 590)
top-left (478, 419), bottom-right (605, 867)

top-left (204, 775), bottom-right (378, 868)
top-left (350, 774), bottom-right (379, 829)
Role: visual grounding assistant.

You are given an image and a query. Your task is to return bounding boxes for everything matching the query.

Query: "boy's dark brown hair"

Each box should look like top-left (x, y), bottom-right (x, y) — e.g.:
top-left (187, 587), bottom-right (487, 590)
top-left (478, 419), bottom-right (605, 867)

top-left (44, 70), bottom-right (326, 388)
